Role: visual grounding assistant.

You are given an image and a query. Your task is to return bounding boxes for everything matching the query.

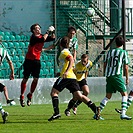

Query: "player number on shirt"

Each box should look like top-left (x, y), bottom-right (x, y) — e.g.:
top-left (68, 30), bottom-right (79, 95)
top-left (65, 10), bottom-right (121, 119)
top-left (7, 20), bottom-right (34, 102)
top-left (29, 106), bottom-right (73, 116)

top-left (109, 56), bottom-right (118, 67)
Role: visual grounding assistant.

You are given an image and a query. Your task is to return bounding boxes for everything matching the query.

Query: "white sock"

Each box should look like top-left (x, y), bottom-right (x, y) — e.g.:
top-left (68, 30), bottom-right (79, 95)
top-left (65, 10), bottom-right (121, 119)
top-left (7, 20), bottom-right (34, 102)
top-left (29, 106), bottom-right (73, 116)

top-left (100, 97), bottom-right (109, 112)
top-left (121, 96), bottom-right (128, 116)
top-left (127, 95), bottom-right (133, 109)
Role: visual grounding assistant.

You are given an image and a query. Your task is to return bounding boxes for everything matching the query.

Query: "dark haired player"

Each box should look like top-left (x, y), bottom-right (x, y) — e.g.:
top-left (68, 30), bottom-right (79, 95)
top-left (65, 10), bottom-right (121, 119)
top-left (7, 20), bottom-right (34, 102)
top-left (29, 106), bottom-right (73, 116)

top-left (20, 23), bottom-right (55, 107)
top-left (95, 36), bottom-right (132, 120)
top-left (56, 26), bottom-right (78, 65)
top-left (48, 36), bottom-right (100, 121)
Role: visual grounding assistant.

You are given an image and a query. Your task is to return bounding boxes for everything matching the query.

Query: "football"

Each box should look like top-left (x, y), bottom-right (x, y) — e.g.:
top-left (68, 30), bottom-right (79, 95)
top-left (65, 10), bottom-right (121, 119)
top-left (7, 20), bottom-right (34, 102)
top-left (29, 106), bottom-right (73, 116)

top-left (10, 101), bottom-right (16, 106)
top-left (87, 7), bottom-right (95, 17)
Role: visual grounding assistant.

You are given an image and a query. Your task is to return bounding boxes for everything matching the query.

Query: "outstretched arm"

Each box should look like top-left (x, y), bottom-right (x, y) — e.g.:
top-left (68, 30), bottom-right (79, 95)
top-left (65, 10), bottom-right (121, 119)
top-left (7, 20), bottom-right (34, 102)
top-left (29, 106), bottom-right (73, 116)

top-left (8, 60), bottom-right (14, 80)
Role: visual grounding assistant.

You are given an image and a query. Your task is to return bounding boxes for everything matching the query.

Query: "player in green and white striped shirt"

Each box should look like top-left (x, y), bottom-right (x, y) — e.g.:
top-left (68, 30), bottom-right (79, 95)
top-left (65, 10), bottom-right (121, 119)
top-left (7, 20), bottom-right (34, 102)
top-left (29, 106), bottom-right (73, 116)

top-left (0, 40), bottom-right (15, 123)
top-left (97, 36), bottom-right (132, 120)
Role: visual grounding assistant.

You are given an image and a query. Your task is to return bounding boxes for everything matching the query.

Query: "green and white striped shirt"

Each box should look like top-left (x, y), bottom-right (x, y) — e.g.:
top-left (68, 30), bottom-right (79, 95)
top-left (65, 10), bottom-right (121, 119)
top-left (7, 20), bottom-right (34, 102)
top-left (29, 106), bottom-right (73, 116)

top-left (0, 45), bottom-right (11, 64)
top-left (105, 48), bottom-right (129, 77)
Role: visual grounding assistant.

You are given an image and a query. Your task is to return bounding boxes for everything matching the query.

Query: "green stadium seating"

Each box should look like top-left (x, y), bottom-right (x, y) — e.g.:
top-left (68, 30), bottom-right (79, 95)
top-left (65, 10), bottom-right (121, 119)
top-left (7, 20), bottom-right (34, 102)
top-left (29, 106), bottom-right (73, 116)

top-left (46, 61), bottom-right (52, 67)
top-left (10, 35), bottom-right (16, 41)
top-left (8, 42), bottom-right (14, 48)
top-left (40, 69), bottom-right (43, 77)
top-left (2, 42), bottom-right (8, 48)
top-left (13, 56), bottom-right (19, 61)
top-left (16, 62), bottom-right (22, 68)
top-left (3, 62), bottom-right (9, 68)
top-left (41, 62), bottom-right (46, 68)
top-left (13, 42), bottom-right (19, 49)
top-left (0, 35), bottom-right (4, 41)
top-left (17, 48), bottom-right (23, 55)
top-left (19, 42), bottom-right (25, 48)
top-left (4, 35), bottom-right (10, 41)
top-left (4, 31), bottom-right (10, 36)
top-left (43, 69), bottom-right (49, 75)
top-left (0, 31), bottom-right (4, 36)
top-left (15, 35), bottom-right (21, 41)
top-left (19, 55), bottom-right (25, 62)
top-left (25, 42), bottom-right (29, 47)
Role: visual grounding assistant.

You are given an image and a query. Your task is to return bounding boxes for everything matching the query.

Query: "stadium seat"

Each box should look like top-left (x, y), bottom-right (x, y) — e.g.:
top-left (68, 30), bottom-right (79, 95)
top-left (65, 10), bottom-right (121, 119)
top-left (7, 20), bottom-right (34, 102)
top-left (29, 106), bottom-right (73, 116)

top-left (10, 48), bottom-right (16, 56)
top-left (3, 62), bottom-right (9, 68)
top-left (1, 69), bottom-right (7, 78)
top-left (49, 68), bottom-right (54, 75)
top-left (20, 35), bottom-right (26, 41)
top-left (19, 55), bottom-right (25, 62)
top-left (19, 42), bottom-right (25, 49)
top-left (43, 69), bottom-right (49, 75)
top-left (43, 54), bottom-right (48, 61)
top-left (4, 31), bottom-right (10, 36)
top-left (0, 35), bottom-right (4, 41)
top-left (25, 42), bottom-right (29, 47)
top-left (15, 35), bottom-right (21, 41)
top-left (41, 62), bottom-right (46, 68)
top-left (16, 62), bottom-right (22, 68)
top-left (46, 61), bottom-right (52, 68)
top-left (4, 35), bottom-right (10, 41)
top-left (13, 42), bottom-right (19, 49)
top-left (10, 35), bottom-right (16, 41)
top-left (17, 48), bottom-right (22, 55)
top-left (40, 69), bottom-right (43, 77)
top-left (19, 70), bottom-right (23, 78)
top-left (13, 56), bottom-right (19, 61)
top-left (8, 42), bottom-right (14, 48)
top-left (0, 31), bottom-right (4, 36)
top-left (2, 42), bottom-right (8, 48)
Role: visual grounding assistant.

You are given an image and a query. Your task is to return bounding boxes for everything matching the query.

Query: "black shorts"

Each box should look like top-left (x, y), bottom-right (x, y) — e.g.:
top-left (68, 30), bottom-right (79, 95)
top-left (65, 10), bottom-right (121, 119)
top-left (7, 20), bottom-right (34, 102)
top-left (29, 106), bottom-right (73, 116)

top-left (77, 79), bottom-right (88, 91)
top-left (0, 83), bottom-right (5, 92)
top-left (23, 59), bottom-right (41, 79)
top-left (53, 77), bottom-right (80, 93)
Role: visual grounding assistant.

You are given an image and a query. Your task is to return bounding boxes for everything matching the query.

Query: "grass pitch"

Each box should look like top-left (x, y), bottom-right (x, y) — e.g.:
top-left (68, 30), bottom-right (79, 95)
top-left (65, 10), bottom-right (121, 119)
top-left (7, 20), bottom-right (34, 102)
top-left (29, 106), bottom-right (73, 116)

top-left (0, 101), bottom-right (132, 133)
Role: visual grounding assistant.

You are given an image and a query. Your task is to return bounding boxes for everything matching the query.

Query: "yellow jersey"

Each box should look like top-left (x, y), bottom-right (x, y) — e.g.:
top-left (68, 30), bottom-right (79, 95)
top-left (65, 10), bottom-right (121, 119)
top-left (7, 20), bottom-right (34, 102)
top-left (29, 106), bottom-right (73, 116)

top-left (74, 60), bottom-right (92, 81)
top-left (59, 48), bottom-right (76, 79)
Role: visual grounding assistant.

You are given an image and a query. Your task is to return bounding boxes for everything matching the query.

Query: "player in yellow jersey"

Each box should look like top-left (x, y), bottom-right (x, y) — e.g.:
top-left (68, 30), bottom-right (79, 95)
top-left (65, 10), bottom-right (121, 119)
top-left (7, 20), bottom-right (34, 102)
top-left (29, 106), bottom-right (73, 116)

top-left (48, 36), bottom-right (100, 121)
top-left (70, 54), bottom-right (92, 115)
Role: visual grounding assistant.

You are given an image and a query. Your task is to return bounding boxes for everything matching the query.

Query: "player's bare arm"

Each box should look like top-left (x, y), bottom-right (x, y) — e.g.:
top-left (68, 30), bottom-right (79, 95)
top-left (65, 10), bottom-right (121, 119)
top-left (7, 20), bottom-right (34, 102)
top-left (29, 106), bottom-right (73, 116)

top-left (8, 60), bottom-right (14, 80)
top-left (124, 64), bottom-right (129, 85)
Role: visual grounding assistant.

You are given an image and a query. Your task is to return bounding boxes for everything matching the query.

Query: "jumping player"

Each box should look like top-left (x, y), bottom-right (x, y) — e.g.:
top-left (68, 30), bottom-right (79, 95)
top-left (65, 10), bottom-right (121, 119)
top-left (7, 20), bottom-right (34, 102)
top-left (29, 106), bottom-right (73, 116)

top-left (20, 23), bottom-right (55, 107)
top-left (48, 36), bottom-right (100, 121)
top-left (66, 54), bottom-right (92, 115)
top-left (96, 36), bottom-right (132, 120)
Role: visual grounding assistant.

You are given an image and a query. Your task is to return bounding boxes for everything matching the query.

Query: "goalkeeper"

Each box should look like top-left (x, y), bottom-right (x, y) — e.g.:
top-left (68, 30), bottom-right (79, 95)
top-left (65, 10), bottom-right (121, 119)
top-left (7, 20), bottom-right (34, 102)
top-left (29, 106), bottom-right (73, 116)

top-left (20, 23), bottom-right (55, 107)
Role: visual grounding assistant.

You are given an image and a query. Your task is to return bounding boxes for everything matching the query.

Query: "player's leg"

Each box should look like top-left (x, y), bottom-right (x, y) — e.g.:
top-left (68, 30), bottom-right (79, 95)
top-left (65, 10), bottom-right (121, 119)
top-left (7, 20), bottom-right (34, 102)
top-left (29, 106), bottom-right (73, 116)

top-left (120, 91), bottom-right (132, 120)
top-left (27, 78), bottom-right (38, 106)
top-left (20, 59), bottom-right (31, 107)
top-left (73, 91), bottom-right (100, 120)
top-left (0, 83), bottom-right (14, 104)
top-left (72, 84), bottom-right (89, 115)
top-left (48, 88), bottom-right (61, 121)
top-left (0, 103), bottom-right (9, 124)
top-left (48, 78), bottom-right (65, 121)
top-left (115, 90), bottom-right (133, 114)
top-left (27, 60), bottom-right (40, 106)
top-left (127, 90), bottom-right (133, 109)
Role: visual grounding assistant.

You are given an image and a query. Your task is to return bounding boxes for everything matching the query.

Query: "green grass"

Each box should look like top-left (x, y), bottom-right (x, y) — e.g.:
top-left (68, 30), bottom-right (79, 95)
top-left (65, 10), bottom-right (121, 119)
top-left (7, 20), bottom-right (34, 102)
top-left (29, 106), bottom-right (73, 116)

top-left (0, 101), bottom-right (132, 133)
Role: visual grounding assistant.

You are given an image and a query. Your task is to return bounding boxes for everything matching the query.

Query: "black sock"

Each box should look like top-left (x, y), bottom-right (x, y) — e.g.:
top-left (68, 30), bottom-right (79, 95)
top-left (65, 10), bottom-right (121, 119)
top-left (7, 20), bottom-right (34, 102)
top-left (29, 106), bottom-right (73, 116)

top-left (52, 96), bottom-right (59, 114)
top-left (74, 100), bottom-right (82, 108)
top-left (67, 99), bottom-right (76, 110)
top-left (87, 101), bottom-right (97, 113)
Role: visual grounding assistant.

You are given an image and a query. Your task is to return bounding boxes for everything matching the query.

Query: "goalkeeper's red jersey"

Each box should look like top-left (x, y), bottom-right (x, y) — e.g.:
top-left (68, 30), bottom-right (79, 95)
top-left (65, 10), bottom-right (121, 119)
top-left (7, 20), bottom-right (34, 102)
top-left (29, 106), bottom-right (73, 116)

top-left (25, 34), bottom-right (54, 60)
